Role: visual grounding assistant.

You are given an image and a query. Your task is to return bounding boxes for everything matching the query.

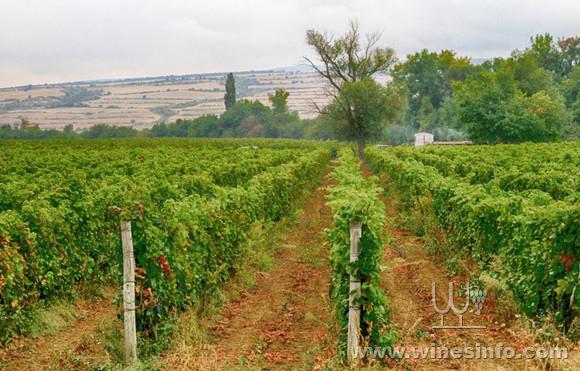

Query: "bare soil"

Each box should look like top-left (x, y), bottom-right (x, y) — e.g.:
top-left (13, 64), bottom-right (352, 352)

top-left (0, 288), bottom-right (119, 370)
top-left (163, 167), bottom-right (337, 370)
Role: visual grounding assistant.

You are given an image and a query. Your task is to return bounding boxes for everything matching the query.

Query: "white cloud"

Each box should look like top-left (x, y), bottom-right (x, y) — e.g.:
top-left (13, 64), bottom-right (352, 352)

top-left (1, 0), bottom-right (579, 86)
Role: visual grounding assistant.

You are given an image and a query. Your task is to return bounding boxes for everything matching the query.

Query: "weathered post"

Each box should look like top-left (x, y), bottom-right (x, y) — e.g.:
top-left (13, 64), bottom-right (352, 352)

top-left (121, 220), bottom-right (137, 364)
top-left (347, 221), bottom-right (362, 364)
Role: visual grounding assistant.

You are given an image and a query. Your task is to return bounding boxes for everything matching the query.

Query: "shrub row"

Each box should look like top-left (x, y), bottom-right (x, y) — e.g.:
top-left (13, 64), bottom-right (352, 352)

top-left (0, 139), bottom-right (330, 343)
top-left (131, 148), bottom-right (331, 331)
top-left (366, 146), bottom-right (579, 329)
top-left (387, 143), bottom-right (580, 201)
top-left (325, 149), bottom-right (396, 356)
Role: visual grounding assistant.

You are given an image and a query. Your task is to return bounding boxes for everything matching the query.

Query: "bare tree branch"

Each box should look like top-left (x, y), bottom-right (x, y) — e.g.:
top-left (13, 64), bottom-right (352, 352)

top-left (304, 20), bottom-right (402, 157)
top-left (303, 56), bottom-right (341, 92)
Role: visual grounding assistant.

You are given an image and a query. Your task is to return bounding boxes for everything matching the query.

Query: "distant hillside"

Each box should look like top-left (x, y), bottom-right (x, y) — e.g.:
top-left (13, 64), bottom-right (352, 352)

top-left (267, 65), bottom-right (316, 73)
top-left (0, 68), bottom-right (329, 130)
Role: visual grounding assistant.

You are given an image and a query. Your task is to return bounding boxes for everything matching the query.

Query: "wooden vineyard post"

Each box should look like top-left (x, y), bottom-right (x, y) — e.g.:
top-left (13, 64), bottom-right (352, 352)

top-left (121, 221), bottom-right (137, 364)
top-left (347, 221), bottom-right (362, 365)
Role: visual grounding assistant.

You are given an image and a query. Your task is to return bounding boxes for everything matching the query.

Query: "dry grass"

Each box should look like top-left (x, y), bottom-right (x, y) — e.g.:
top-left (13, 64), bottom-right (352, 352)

top-left (0, 288), bottom-right (119, 370)
top-left (158, 219), bottom-right (293, 370)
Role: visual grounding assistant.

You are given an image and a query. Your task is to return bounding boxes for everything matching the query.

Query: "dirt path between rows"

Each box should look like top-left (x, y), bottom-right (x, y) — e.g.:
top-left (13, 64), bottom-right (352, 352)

top-left (379, 218), bottom-right (539, 370)
top-left (167, 166), bottom-right (336, 370)
top-left (0, 288), bottom-right (118, 370)
top-left (361, 164), bottom-right (572, 370)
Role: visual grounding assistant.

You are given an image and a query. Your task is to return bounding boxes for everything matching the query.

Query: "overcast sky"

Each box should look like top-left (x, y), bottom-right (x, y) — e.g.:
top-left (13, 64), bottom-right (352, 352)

top-left (1, 0), bottom-right (579, 87)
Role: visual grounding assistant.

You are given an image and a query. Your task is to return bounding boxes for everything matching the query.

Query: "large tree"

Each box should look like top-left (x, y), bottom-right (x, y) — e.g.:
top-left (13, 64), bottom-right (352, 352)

top-left (305, 21), bottom-right (401, 159)
top-left (224, 72), bottom-right (236, 110)
top-left (527, 33), bottom-right (580, 79)
top-left (219, 99), bottom-right (271, 137)
top-left (561, 66), bottom-right (580, 136)
top-left (454, 70), bottom-right (567, 143)
top-left (328, 77), bottom-right (406, 147)
top-left (268, 89), bottom-right (290, 114)
top-left (558, 36), bottom-right (580, 77)
top-left (391, 49), bottom-right (477, 129)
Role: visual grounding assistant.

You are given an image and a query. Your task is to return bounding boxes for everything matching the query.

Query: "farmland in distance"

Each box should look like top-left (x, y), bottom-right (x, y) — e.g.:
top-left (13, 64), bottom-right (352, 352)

top-left (0, 69), bottom-right (330, 130)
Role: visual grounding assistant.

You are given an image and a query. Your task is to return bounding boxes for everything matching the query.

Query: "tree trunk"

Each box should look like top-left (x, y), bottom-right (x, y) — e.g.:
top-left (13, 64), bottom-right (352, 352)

top-left (356, 137), bottom-right (365, 160)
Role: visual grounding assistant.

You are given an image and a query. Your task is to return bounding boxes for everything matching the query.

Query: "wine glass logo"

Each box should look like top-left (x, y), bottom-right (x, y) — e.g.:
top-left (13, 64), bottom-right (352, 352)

top-left (432, 282), bottom-right (487, 330)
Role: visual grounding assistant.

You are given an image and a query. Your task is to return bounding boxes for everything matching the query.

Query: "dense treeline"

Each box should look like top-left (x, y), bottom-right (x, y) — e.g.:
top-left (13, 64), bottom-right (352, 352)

top-left (389, 33), bottom-right (579, 144)
top-left (1, 33), bottom-right (578, 144)
top-left (148, 94), bottom-right (333, 139)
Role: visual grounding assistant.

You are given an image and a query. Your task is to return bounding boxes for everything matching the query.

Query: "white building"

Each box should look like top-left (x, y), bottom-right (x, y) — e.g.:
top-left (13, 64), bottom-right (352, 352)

top-left (414, 132), bottom-right (434, 147)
